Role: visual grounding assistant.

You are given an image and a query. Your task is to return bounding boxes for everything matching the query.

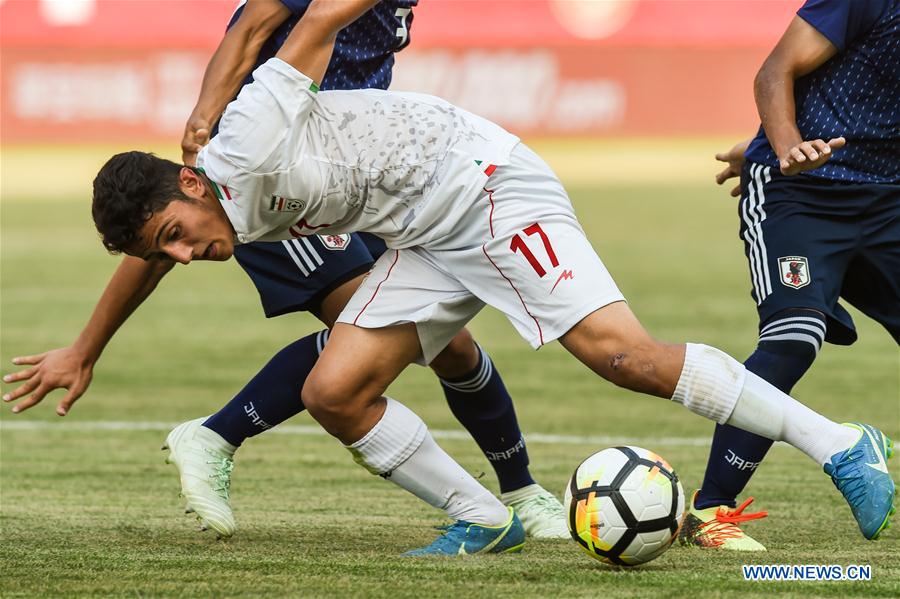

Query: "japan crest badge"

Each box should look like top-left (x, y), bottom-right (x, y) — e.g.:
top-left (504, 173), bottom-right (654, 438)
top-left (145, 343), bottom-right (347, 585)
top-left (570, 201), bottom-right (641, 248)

top-left (318, 234), bottom-right (352, 251)
top-left (778, 256), bottom-right (811, 289)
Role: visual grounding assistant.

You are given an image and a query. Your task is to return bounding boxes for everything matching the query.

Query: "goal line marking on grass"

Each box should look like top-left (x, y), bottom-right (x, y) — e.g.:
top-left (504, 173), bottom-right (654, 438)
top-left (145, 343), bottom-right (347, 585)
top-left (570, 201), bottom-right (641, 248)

top-left (0, 419), bottom-right (712, 447)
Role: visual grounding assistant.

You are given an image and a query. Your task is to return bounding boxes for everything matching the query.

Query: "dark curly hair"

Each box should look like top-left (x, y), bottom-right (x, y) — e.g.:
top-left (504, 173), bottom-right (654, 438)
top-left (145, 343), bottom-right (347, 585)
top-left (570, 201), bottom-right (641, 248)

top-left (92, 151), bottom-right (194, 254)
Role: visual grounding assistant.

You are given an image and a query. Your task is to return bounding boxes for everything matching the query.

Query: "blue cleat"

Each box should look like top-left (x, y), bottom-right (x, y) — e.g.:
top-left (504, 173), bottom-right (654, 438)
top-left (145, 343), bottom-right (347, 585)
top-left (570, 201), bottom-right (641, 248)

top-left (824, 423), bottom-right (896, 540)
top-left (404, 507), bottom-right (525, 556)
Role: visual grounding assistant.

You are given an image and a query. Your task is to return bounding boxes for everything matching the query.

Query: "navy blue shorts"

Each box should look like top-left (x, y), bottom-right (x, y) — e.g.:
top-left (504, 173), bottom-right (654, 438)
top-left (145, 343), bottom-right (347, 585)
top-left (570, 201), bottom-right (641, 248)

top-left (233, 233), bottom-right (388, 318)
top-left (738, 162), bottom-right (900, 345)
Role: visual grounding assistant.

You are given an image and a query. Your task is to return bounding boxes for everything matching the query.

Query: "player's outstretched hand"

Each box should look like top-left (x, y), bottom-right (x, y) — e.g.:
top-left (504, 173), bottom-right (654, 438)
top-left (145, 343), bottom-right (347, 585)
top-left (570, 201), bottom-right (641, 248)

top-left (715, 139), bottom-right (751, 197)
top-left (181, 116), bottom-right (211, 166)
top-left (2, 347), bottom-right (94, 416)
top-left (778, 137), bottom-right (845, 176)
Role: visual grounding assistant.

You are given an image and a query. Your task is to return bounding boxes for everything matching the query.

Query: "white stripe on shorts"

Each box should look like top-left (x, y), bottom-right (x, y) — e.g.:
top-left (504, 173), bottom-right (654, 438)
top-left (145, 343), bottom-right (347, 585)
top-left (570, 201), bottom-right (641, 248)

top-left (316, 329), bottom-right (330, 354)
top-left (741, 164), bottom-right (773, 304)
top-left (301, 237), bottom-right (324, 266)
top-left (291, 239), bottom-right (318, 273)
top-left (281, 240), bottom-right (310, 276)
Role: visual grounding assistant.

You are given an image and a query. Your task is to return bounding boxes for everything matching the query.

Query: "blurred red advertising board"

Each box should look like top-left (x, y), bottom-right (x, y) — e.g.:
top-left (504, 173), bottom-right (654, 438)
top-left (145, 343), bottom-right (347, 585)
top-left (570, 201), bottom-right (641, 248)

top-left (1, 0), bottom-right (799, 142)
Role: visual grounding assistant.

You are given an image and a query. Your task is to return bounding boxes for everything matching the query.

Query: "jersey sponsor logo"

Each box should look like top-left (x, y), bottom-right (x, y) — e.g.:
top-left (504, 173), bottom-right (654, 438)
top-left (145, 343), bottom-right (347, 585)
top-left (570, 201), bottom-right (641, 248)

top-left (269, 196), bottom-right (305, 212)
top-left (778, 256), bottom-right (810, 289)
top-left (318, 234), bottom-right (352, 251)
top-left (550, 269), bottom-right (574, 294)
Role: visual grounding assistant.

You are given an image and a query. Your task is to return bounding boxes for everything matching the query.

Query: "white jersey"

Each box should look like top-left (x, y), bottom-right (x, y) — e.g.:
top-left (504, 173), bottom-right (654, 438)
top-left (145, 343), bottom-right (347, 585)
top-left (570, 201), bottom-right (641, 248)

top-left (197, 58), bottom-right (520, 249)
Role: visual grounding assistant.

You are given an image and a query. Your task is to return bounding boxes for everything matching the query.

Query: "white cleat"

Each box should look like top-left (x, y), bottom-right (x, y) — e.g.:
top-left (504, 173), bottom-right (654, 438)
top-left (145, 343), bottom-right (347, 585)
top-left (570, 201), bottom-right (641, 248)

top-left (501, 483), bottom-right (570, 539)
top-left (162, 417), bottom-right (238, 538)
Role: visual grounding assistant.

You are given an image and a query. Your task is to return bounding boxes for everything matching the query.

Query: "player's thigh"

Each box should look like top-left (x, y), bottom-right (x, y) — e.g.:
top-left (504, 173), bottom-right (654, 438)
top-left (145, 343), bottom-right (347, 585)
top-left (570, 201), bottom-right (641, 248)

top-left (306, 321), bottom-right (422, 404)
top-left (739, 163), bottom-right (859, 343)
top-left (445, 144), bottom-right (625, 350)
top-left (335, 246), bottom-right (485, 365)
top-left (232, 234), bottom-right (374, 323)
top-left (840, 184), bottom-right (900, 344)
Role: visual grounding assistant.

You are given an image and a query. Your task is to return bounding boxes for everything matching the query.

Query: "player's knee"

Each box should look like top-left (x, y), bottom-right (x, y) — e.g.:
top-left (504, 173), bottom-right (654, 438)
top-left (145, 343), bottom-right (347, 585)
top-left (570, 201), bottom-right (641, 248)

top-left (301, 372), bottom-right (366, 433)
top-left (429, 328), bottom-right (479, 379)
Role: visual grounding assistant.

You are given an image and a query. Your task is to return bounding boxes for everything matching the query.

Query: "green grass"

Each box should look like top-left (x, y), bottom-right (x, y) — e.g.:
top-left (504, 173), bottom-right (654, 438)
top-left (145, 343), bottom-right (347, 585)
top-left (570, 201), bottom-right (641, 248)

top-left (1, 177), bottom-right (898, 597)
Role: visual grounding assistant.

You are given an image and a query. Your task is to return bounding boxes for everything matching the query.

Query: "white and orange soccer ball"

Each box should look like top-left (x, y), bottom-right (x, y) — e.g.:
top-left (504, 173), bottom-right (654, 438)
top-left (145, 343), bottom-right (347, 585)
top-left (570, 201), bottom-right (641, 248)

top-left (564, 446), bottom-right (685, 566)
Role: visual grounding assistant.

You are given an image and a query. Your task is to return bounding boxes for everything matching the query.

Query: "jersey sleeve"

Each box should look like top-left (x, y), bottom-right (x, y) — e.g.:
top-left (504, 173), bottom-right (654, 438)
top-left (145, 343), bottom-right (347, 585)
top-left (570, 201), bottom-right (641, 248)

top-left (277, 0), bottom-right (313, 16)
top-left (797, 0), bottom-right (889, 51)
top-left (212, 58), bottom-right (319, 174)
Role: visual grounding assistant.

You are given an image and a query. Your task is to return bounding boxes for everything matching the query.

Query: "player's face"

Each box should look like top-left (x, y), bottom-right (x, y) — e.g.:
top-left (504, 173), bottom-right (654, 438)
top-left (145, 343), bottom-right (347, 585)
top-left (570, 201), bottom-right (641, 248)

top-left (130, 171), bottom-right (235, 264)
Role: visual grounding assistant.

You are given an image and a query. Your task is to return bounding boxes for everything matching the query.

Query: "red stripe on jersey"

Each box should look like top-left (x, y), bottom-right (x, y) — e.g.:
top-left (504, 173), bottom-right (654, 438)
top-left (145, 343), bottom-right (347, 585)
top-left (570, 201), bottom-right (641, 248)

top-left (481, 245), bottom-right (544, 346)
top-left (484, 164), bottom-right (497, 177)
top-left (484, 187), bottom-right (496, 238)
top-left (354, 250), bottom-right (400, 326)
top-left (222, 185), bottom-right (232, 200)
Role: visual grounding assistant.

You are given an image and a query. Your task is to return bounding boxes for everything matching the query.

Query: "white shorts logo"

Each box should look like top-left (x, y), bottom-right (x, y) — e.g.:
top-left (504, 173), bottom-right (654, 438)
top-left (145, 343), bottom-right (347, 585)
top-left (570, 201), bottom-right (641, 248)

top-left (778, 256), bottom-right (810, 289)
top-left (318, 234), bottom-right (352, 251)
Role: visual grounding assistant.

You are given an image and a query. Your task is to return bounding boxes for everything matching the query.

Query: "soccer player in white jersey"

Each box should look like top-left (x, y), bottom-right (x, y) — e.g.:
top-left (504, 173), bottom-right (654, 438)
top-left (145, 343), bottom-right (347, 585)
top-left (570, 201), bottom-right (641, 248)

top-left (89, 0), bottom-right (895, 554)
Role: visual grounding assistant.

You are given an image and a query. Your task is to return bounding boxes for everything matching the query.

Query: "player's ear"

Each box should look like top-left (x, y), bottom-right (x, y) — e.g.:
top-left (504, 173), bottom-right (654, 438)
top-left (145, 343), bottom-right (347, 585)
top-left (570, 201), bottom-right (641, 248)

top-left (178, 167), bottom-right (205, 199)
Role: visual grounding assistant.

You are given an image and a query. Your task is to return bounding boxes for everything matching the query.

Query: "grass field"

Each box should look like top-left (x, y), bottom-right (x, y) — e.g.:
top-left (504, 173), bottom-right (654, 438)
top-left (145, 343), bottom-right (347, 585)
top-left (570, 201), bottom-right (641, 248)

top-left (1, 141), bottom-right (898, 597)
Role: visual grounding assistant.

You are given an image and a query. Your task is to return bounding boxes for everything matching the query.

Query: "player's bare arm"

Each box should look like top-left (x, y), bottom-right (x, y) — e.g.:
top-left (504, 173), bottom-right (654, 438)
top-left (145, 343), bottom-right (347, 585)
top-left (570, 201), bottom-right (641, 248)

top-left (2, 256), bottom-right (174, 415)
top-left (714, 138), bottom-right (751, 197)
top-left (274, 0), bottom-right (379, 84)
top-left (182, 0), bottom-right (292, 165)
top-left (755, 16), bottom-right (846, 175)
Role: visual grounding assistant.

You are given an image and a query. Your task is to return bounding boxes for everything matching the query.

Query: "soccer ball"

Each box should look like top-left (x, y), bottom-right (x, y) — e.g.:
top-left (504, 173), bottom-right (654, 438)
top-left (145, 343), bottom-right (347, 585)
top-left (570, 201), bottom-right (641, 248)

top-left (564, 446), bottom-right (685, 566)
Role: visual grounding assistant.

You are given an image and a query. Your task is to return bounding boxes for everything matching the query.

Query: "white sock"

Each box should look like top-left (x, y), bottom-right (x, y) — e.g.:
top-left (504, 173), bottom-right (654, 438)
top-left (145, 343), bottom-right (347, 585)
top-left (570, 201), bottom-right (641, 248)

top-left (728, 371), bottom-right (858, 466)
top-left (672, 344), bottom-right (857, 466)
top-left (671, 343), bottom-right (745, 423)
top-left (347, 397), bottom-right (508, 525)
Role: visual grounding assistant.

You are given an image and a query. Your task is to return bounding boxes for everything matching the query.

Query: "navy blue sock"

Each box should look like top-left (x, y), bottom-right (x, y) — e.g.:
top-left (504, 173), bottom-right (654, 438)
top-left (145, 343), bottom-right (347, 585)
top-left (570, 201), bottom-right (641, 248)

top-left (440, 345), bottom-right (535, 494)
top-left (203, 330), bottom-right (329, 447)
top-left (695, 311), bottom-right (825, 509)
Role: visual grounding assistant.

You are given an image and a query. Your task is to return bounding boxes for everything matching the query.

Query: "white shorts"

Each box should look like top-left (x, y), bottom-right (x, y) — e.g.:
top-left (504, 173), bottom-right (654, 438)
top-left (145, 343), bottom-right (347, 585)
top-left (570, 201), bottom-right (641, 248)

top-left (337, 143), bottom-right (625, 364)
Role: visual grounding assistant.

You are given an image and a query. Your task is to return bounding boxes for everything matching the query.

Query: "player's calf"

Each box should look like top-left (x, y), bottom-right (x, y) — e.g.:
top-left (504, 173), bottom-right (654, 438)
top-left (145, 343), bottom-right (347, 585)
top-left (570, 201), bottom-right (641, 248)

top-left (559, 302), bottom-right (684, 398)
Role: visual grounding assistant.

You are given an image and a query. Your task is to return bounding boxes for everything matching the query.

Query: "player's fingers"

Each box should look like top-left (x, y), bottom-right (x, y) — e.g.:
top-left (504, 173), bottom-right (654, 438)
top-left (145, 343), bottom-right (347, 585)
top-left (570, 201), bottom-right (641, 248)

top-left (2, 365), bottom-right (39, 384)
top-left (798, 141), bottom-right (820, 161)
top-left (779, 158), bottom-right (793, 175)
top-left (10, 383), bottom-right (50, 413)
top-left (2, 375), bottom-right (40, 403)
top-left (730, 184), bottom-right (741, 197)
top-left (57, 387), bottom-right (83, 416)
top-left (811, 139), bottom-right (831, 155)
top-left (11, 392), bottom-right (47, 414)
top-left (828, 136), bottom-right (846, 150)
top-left (715, 166), bottom-right (733, 185)
top-left (789, 147), bottom-right (807, 163)
top-left (194, 128), bottom-right (210, 144)
top-left (10, 352), bottom-right (47, 366)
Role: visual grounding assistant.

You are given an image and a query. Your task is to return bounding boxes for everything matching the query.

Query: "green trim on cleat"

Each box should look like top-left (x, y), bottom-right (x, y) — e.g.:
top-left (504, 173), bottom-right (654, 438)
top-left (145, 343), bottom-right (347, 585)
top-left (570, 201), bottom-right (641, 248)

top-left (163, 417), bottom-right (238, 539)
top-left (501, 484), bottom-right (569, 539)
top-left (825, 424), bottom-right (896, 540)
top-left (403, 507), bottom-right (525, 556)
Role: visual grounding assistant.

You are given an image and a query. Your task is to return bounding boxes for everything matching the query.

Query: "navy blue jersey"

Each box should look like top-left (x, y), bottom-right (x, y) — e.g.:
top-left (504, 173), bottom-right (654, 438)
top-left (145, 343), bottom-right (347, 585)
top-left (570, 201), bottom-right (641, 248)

top-left (227, 0), bottom-right (416, 92)
top-left (745, 0), bottom-right (900, 184)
